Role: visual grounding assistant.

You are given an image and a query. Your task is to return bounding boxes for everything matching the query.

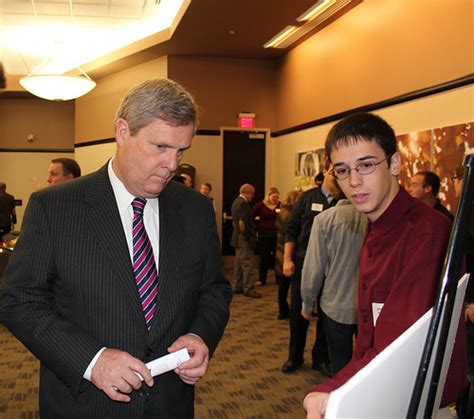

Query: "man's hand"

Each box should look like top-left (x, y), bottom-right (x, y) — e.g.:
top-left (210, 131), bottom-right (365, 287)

top-left (91, 348), bottom-right (154, 402)
top-left (283, 259), bottom-right (295, 277)
top-left (466, 303), bottom-right (474, 323)
top-left (303, 392), bottom-right (330, 419)
top-left (168, 334), bottom-right (209, 385)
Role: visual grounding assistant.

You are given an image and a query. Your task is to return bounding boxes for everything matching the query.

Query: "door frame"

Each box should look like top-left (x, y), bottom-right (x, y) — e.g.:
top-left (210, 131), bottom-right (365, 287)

top-left (220, 127), bottom-right (271, 267)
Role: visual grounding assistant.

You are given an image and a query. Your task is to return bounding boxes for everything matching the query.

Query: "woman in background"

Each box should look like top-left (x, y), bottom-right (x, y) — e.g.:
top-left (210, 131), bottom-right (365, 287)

top-left (252, 187), bottom-right (280, 285)
top-left (274, 190), bottom-right (301, 319)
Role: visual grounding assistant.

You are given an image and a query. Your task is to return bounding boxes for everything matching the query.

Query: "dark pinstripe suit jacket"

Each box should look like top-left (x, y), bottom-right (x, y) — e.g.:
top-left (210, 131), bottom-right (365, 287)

top-left (0, 164), bottom-right (232, 418)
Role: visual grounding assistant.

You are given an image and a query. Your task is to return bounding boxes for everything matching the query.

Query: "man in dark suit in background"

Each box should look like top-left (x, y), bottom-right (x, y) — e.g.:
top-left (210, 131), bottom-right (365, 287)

top-left (0, 78), bottom-right (232, 418)
top-left (231, 183), bottom-right (261, 298)
top-left (281, 165), bottom-right (339, 374)
top-left (47, 157), bottom-right (82, 185)
top-left (0, 182), bottom-right (16, 240)
top-left (409, 170), bottom-right (454, 221)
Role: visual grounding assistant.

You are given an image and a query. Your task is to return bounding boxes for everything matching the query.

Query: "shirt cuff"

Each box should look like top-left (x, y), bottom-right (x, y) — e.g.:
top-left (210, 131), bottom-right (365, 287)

top-left (302, 302), bottom-right (312, 314)
top-left (83, 347), bottom-right (107, 381)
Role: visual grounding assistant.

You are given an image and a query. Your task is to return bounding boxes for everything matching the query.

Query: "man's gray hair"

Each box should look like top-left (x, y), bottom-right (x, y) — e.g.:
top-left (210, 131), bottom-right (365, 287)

top-left (115, 78), bottom-right (198, 136)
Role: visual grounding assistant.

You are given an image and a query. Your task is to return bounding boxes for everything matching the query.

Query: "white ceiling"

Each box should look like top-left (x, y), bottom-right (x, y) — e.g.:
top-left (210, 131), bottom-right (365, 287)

top-left (0, 0), bottom-right (187, 75)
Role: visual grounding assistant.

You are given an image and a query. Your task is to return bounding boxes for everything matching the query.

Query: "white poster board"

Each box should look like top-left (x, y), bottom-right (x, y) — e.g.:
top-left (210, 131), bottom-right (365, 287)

top-left (325, 274), bottom-right (469, 419)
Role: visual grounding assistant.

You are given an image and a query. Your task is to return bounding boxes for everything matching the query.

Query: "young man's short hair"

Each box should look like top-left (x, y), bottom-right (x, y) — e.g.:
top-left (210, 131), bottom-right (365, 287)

top-left (325, 112), bottom-right (397, 163)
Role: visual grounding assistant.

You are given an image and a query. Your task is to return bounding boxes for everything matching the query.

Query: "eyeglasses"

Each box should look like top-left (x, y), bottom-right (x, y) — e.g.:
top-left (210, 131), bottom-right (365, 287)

top-left (331, 154), bottom-right (392, 180)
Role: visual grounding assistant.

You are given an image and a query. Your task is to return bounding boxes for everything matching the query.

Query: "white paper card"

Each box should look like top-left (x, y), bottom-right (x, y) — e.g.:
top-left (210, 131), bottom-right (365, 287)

top-left (372, 302), bottom-right (384, 326)
top-left (145, 348), bottom-right (190, 378)
top-left (311, 203), bottom-right (323, 212)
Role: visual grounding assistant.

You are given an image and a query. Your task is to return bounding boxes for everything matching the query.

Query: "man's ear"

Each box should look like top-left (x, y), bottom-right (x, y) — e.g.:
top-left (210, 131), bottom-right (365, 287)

top-left (390, 152), bottom-right (401, 176)
top-left (115, 119), bottom-right (130, 146)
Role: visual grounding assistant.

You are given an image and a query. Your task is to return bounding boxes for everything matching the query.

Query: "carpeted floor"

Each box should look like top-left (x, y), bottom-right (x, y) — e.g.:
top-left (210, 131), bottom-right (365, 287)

top-left (0, 272), bottom-right (326, 418)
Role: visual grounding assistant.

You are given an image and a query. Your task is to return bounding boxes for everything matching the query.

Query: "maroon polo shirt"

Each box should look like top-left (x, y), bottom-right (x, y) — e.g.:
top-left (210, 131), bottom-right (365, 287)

top-left (311, 188), bottom-right (467, 406)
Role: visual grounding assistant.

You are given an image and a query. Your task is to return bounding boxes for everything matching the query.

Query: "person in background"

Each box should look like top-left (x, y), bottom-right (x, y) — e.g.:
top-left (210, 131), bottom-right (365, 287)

top-left (0, 182), bottom-right (16, 240)
top-left (409, 170), bottom-right (454, 221)
top-left (200, 182), bottom-right (216, 211)
top-left (230, 183), bottom-right (261, 298)
top-left (275, 190), bottom-right (301, 319)
top-left (301, 198), bottom-right (366, 375)
top-left (282, 166), bottom-right (339, 375)
top-left (47, 157), bottom-right (81, 185)
top-left (314, 172), bottom-right (324, 188)
top-left (181, 173), bottom-right (193, 188)
top-left (200, 182), bottom-right (213, 198)
top-left (304, 112), bottom-right (466, 419)
top-left (452, 164), bottom-right (474, 419)
top-left (172, 174), bottom-right (186, 184)
top-left (252, 187), bottom-right (280, 286)
top-left (0, 78), bottom-right (232, 418)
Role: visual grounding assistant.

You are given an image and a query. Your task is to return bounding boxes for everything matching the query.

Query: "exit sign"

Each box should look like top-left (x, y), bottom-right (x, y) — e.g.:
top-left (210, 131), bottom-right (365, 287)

top-left (238, 112), bottom-right (256, 128)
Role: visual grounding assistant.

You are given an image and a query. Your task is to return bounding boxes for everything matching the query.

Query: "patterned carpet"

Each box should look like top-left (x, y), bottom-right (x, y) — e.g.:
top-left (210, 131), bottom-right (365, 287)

top-left (0, 271), bottom-right (326, 418)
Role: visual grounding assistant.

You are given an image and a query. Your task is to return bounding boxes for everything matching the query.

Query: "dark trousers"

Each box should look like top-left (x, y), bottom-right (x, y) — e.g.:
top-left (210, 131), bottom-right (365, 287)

top-left (321, 310), bottom-right (357, 375)
top-left (256, 231), bottom-right (276, 284)
top-left (287, 256), bottom-right (329, 365)
top-left (276, 275), bottom-right (290, 316)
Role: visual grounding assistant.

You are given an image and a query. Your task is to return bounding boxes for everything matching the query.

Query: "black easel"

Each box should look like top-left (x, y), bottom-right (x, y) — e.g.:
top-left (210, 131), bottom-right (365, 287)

top-left (407, 153), bottom-right (474, 418)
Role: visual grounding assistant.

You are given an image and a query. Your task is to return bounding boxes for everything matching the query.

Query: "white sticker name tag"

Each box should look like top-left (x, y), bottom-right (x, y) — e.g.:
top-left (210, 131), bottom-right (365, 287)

top-left (372, 302), bottom-right (384, 326)
top-left (311, 203), bottom-right (324, 212)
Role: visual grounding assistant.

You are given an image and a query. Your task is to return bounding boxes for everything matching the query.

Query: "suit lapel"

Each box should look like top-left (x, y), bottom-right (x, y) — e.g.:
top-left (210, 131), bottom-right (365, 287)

top-left (148, 183), bottom-right (184, 338)
top-left (85, 165), bottom-right (145, 325)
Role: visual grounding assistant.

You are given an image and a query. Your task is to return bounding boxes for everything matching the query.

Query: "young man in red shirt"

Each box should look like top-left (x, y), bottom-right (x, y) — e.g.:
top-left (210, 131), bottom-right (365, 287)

top-left (304, 112), bottom-right (467, 418)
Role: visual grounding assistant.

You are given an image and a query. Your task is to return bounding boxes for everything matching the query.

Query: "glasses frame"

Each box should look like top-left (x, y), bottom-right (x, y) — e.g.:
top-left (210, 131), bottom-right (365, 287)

top-left (330, 154), bottom-right (393, 181)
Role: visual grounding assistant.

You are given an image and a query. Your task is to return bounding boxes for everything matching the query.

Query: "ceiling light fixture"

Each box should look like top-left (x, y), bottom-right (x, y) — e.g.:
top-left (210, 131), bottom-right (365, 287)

top-left (19, 63), bottom-right (96, 101)
top-left (263, 26), bottom-right (299, 49)
top-left (263, 0), bottom-right (361, 49)
top-left (297, 0), bottom-right (337, 22)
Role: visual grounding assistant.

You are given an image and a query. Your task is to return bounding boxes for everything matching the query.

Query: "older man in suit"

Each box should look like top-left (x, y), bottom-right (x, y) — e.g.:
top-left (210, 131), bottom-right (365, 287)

top-left (0, 78), bottom-right (232, 418)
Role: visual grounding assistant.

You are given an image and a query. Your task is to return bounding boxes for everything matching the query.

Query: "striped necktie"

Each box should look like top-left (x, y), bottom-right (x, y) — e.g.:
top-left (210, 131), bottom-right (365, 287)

top-left (132, 197), bottom-right (158, 331)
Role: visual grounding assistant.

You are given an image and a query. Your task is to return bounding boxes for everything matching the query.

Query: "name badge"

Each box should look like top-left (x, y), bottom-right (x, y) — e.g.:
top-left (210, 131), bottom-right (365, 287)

top-left (372, 302), bottom-right (384, 326)
top-left (311, 203), bottom-right (323, 212)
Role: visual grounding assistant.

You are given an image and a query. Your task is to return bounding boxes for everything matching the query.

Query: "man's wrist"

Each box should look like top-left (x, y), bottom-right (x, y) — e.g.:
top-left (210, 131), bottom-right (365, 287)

top-left (84, 347), bottom-right (107, 381)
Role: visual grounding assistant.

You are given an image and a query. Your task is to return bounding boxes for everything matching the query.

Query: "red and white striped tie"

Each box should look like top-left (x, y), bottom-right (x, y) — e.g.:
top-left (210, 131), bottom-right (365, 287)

top-left (132, 197), bottom-right (158, 331)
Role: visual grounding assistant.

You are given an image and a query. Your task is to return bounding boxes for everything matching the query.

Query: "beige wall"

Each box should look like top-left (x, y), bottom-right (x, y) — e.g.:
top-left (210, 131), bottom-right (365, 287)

top-left (179, 134), bottom-right (223, 235)
top-left (270, 85), bottom-right (474, 196)
top-left (0, 151), bottom-right (75, 228)
top-left (168, 56), bottom-right (276, 130)
top-left (274, 0), bottom-right (474, 131)
top-left (0, 98), bottom-right (75, 228)
top-left (75, 143), bottom-right (116, 175)
top-left (0, 99), bottom-right (74, 149)
top-left (75, 56), bottom-right (168, 143)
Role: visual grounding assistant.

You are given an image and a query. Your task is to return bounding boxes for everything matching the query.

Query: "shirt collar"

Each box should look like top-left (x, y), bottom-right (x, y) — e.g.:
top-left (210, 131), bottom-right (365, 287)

top-left (108, 159), bottom-right (159, 216)
top-left (321, 184), bottom-right (334, 203)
